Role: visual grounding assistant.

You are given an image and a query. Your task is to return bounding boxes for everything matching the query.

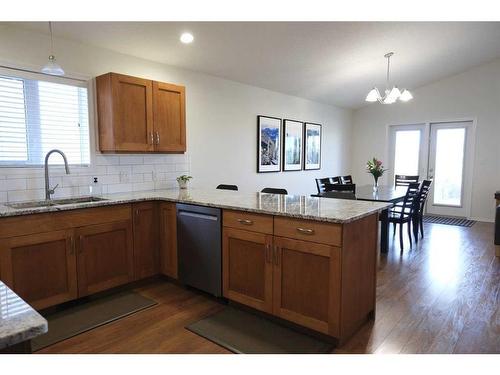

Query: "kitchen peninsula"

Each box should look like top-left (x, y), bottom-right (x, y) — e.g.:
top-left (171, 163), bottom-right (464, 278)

top-left (0, 189), bottom-right (390, 345)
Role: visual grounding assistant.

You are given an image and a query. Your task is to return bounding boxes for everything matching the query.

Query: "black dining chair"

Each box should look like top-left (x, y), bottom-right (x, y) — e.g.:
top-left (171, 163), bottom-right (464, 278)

top-left (389, 182), bottom-right (420, 251)
top-left (261, 188), bottom-right (288, 195)
top-left (320, 191), bottom-right (357, 200)
top-left (315, 178), bottom-right (332, 193)
top-left (412, 180), bottom-right (432, 241)
top-left (395, 174), bottom-right (419, 187)
top-left (326, 183), bottom-right (356, 194)
top-left (330, 176), bottom-right (342, 184)
top-left (340, 175), bottom-right (353, 184)
top-left (216, 184), bottom-right (238, 191)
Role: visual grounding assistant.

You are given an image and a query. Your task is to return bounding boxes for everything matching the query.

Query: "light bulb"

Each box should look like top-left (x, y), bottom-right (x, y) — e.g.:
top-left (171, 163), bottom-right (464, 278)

top-left (180, 32), bottom-right (194, 44)
top-left (365, 88), bottom-right (380, 102)
top-left (400, 89), bottom-right (413, 102)
top-left (41, 55), bottom-right (65, 76)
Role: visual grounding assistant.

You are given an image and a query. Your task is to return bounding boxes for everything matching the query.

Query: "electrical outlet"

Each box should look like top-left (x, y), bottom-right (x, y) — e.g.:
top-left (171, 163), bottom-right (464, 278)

top-left (119, 171), bottom-right (129, 183)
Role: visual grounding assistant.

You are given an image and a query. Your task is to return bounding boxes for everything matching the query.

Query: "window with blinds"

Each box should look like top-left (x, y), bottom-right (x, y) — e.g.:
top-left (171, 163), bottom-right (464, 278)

top-left (0, 71), bottom-right (90, 166)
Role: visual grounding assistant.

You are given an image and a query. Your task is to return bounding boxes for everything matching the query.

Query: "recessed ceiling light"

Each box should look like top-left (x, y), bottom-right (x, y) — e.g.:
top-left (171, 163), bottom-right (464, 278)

top-left (180, 32), bottom-right (194, 44)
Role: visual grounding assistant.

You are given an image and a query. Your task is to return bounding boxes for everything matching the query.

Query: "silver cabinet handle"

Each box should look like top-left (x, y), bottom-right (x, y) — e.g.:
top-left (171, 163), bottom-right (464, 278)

top-left (296, 227), bottom-right (315, 235)
top-left (273, 246), bottom-right (280, 266)
top-left (155, 131), bottom-right (160, 145)
top-left (150, 132), bottom-right (154, 145)
top-left (70, 236), bottom-right (75, 255)
top-left (265, 243), bottom-right (271, 264)
top-left (237, 218), bottom-right (253, 225)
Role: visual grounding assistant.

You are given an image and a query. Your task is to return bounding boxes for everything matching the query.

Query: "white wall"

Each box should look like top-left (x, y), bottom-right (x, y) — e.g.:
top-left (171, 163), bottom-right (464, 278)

top-left (352, 58), bottom-right (500, 222)
top-left (0, 25), bottom-right (352, 201)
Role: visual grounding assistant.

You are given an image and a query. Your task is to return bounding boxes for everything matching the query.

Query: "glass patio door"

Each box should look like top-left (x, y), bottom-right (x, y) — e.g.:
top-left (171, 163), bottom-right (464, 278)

top-left (426, 121), bottom-right (474, 217)
top-left (389, 121), bottom-right (474, 218)
top-left (388, 124), bottom-right (428, 186)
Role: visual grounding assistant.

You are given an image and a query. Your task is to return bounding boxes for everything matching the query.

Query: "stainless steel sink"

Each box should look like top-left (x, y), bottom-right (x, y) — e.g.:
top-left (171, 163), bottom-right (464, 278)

top-left (6, 196), bottom-right (108, 209)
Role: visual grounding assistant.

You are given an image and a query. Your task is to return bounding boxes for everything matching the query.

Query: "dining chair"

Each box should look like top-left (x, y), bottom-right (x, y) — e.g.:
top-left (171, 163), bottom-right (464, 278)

top-left (261, 188), bottom-right (288, 195)
top-left (412, 179), bottom-right (432, 241)
top-left (388, 182), bottom-right (420, 251)
top-left (326, 183), bottom-right (356, 194)
top-left (340, 175), bottom-right (353, 184)
top-left (395, 174), bottom-right (419, 187)
top-left (216, 184), bottom-right (238, 191)
top-left (320, 191), bottom-right (356, 200)
top-left (315, 178), bottom-right (332, 193)
top-left (330, 176), bottom-right (342, 184)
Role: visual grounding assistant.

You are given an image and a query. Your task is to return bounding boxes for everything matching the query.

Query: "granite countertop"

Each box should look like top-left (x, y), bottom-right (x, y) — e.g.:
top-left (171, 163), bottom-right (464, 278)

top-left (0, 281), bottom-right (47, 349)
top-left (0, 188), bottom-right (391, 224)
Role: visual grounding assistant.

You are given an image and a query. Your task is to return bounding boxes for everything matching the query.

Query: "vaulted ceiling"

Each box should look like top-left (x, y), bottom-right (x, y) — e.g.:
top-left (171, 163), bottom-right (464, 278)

top-left (8, 22), bottom-right (500, 108)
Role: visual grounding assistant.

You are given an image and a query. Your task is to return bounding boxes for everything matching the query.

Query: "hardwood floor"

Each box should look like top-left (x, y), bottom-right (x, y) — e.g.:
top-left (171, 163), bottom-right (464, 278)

top-left (37, 222), bottom-right (499, 354)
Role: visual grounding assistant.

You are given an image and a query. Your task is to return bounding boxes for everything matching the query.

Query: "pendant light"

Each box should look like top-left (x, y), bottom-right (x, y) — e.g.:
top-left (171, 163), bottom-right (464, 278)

top-left (41, 22), bottom-right (65, 76)
top-left (365, 52), bottom-right (412, 104)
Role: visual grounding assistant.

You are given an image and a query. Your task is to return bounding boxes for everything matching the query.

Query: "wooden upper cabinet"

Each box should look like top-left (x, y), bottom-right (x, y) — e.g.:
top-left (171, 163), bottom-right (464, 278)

top-left (133, 202), bottom-right (159, 280)
top-left (153, 82), bottom-right (186, 152)
top-left (0, 230), bottom-right (77, 310)
top-left (96, 73), bottom-right (154, 152)
top-left (96, 72), bottom-right (186, 153)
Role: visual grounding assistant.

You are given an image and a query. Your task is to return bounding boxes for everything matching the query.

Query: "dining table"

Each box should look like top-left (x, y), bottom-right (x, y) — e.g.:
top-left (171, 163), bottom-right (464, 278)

top-left (312, 184), bottom-right (408, 253)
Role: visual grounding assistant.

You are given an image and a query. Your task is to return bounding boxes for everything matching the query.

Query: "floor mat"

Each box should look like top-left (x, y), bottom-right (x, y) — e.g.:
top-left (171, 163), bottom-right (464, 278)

top-left (32, 290), bottom-right (157, 351)
top-left (423, 215), bottom-right (476, 227)
top-left (186, 307), bottom-right (334, 354)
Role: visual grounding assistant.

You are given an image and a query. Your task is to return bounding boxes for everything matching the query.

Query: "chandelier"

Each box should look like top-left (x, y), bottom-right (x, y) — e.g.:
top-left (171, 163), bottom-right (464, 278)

top-left (365, 52), bottom-right (412, 104)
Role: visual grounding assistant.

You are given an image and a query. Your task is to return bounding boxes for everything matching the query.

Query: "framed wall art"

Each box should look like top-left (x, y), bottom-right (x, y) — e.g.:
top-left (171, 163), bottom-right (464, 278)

top-left (282, 119), bottom-right (303, 171)
top-left (304, 122), bottom-right (322, 170)
top-left (257, 115), bottom-right (282, 173)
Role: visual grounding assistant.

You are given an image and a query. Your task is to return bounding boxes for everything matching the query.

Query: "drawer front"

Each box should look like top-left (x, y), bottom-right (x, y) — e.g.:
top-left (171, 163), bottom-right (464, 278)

top-left (223, 210), bottom-right (273, 234)
top-left (274, 216), bottom-right (342, 247)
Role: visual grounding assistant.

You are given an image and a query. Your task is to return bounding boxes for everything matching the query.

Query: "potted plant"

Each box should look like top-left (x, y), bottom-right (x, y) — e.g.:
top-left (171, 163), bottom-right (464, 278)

top-left (176, 175), bottom-right (192, 190)
top-left (366, 157), bottom-right (387, 192)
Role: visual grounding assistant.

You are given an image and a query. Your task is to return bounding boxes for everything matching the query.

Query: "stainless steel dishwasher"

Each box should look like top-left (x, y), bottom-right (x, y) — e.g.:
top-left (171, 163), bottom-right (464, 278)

top-left (176, 203), bottom-right (222, 297)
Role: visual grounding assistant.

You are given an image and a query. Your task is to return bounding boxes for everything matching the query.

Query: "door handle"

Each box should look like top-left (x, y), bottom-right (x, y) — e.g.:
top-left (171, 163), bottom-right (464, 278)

top-left (149, 132), bottom-right (154, 145)
top-left (237, 218), bottom-right (254, 225)
top-left (78, 235), bottom-right (84, 255)
top-left (296, 227), bottom-right (315, 235)
top-left (265, 243), bottom-right (271, 263)
top-left (273, 246), bottom-right (280, 266)
top-left (69, 236), bottom-right (75, 255)
top-left (155, 131), bottom-right (160, 145)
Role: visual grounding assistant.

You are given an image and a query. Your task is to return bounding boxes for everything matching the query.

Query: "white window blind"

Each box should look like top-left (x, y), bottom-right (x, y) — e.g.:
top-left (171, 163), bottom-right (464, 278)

top-left (0, 70), bottom-right (90, 166)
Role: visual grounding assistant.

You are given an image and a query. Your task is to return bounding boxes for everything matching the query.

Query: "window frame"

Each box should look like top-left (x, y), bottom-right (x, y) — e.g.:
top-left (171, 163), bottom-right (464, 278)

top-left (0, 66), bottom-right (93, 168)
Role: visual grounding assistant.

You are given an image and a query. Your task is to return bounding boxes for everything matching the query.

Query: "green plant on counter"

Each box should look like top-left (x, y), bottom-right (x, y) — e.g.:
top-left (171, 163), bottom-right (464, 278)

top-left (176, 175), bottom-right (193, 183)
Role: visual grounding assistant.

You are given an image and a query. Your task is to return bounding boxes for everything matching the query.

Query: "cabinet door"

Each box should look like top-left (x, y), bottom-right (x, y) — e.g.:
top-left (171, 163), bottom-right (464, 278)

top-left (159, 202), bottom-right (178, 278)
top-left (76, 221), bottom-right (134, 297)
top-left (133, 202), bottom-right (159, 280)
top-left (272, 237), bottom-right (341, 336)
top-left (152, 81), bottom-right (186, 152)
top-left (222, 227), bottom-right (273, 313)
top-left (0, 230), bottom-right (77, 310)
top-left (111, 73), bottom-right (154, 152)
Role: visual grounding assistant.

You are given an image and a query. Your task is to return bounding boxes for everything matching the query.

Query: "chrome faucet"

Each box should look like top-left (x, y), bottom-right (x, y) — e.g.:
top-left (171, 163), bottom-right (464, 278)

top-left (45, 149), bottom-right (70, 200)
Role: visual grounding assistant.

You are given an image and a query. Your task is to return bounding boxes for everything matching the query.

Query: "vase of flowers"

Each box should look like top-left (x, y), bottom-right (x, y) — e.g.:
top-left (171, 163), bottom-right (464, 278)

top-left (176, 175), bottom-right (192, 190)
top-left (366, 157), bottom-right (387, 192)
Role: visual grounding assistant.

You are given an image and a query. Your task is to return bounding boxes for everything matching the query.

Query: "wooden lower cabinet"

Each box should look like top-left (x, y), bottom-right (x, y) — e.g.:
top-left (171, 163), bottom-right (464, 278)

top-left (222, 227), bottom-right (273, 313)
top-left (0, 230), bottom-right (78, 310)
top-left (272, 236), bottom-right (341, 337)
top-left (75, 221), bottom-right (134, 297)
top-left (159, 202), bottom-right (178, 278)
top-left (132, 202), bottom-right (159, 280)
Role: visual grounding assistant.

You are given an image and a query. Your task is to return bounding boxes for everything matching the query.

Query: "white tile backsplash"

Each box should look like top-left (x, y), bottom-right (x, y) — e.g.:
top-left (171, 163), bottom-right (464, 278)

top-left (0, 153), bottom-right (190, 203)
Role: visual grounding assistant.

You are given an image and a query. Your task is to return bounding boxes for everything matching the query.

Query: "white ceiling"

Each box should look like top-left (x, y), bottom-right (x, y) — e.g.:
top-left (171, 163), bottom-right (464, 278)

top-left (8, 22), bottom-right (500, 109)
